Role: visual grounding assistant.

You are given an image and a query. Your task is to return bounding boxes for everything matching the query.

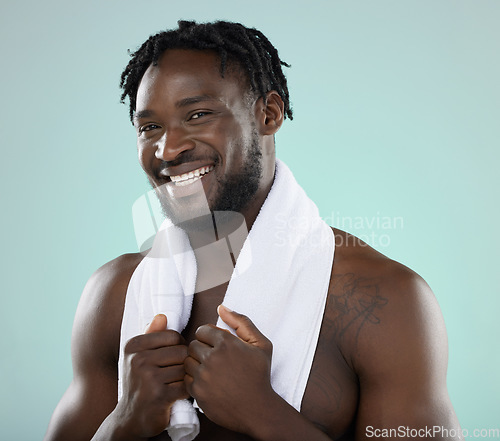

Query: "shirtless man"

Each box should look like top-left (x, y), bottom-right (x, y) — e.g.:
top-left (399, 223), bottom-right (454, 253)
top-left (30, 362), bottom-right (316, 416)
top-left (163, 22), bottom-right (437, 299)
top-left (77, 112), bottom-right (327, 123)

top-left (44, 20), bottom-right (462, 440)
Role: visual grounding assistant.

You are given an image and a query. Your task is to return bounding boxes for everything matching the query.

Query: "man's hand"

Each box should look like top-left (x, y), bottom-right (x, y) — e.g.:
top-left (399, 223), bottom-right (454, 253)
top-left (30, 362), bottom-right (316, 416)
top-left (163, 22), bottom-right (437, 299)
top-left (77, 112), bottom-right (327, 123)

top-left (116, 314), bottom-right (189, 439)
top-left (184, 305), bottom-right (277, 435)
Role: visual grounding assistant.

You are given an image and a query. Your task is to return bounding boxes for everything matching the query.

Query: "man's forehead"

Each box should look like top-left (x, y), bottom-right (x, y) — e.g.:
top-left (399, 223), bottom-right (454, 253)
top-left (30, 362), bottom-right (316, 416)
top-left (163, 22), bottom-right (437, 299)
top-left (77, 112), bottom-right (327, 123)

top-left (144, 49), bottom-right (247, 88)
top-left (157, 48), bottom-right (221, 72)
top-left (136, 49), bottom-right (253, 105)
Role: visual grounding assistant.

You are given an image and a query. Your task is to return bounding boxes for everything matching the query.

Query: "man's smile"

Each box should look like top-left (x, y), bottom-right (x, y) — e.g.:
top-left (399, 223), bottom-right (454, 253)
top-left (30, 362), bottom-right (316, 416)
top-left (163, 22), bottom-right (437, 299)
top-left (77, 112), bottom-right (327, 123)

top-left (158, 162), bottom-right (218, 201)
top-left (158, 161), bottom-right (216, 185)
top-left (169, 165), bottom-right (215, 187)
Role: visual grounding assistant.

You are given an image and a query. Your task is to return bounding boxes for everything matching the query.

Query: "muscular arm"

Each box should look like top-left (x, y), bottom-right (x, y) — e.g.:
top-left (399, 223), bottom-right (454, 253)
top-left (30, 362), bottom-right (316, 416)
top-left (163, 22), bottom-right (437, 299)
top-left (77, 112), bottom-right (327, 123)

top-left (350, 264), bottom-right (461, 440)
top-left (44, 253), bottom-right (143, 441)
top-left (249, 244), bottom-right (461, 440)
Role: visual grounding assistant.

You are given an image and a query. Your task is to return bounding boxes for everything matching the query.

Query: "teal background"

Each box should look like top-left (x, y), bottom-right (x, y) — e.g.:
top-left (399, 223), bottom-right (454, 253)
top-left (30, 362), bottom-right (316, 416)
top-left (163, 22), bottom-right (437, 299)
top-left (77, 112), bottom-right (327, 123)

top-left (1, 0), bottom-right (499, 439)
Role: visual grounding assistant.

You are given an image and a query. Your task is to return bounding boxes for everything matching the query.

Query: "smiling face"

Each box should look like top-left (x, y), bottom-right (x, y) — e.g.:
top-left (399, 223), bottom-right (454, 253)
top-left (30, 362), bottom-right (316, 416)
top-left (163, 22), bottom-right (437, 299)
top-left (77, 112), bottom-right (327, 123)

top-left (134, 49), bottom-right (279, 229)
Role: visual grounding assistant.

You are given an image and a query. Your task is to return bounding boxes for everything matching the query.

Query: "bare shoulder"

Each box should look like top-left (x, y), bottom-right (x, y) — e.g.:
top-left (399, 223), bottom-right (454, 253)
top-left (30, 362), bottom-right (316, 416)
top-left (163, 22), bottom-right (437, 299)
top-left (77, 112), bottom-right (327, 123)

top-left (72, 252), bottom-right (145, 374)
top-left (323, 228), bottom-right (460, 435)
top-left (44, 253), bottom-right (146, 441)
top-left (327, 228), bottom-right (447, 376)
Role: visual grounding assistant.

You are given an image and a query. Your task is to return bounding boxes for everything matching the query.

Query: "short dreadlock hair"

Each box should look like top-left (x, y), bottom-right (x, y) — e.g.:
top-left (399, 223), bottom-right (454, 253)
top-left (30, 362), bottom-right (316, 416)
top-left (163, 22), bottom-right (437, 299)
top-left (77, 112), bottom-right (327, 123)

top-left (119, 20), bottom-right (293, 124)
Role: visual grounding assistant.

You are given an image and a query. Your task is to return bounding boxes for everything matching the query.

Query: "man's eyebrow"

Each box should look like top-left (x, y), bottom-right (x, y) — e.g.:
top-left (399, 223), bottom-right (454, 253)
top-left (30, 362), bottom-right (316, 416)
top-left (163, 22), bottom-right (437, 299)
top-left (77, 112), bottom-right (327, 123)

top-left (133, 109), bottom-right (155, 122)
top-left (175, 95), bottom-right (219, 108)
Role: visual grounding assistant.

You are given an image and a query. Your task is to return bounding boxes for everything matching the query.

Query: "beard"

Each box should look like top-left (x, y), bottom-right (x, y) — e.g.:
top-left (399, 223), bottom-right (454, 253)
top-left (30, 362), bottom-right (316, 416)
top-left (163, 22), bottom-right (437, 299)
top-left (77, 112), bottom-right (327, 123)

top-left (211, 136), bottom-right (262, 213)
top-left (151, 131), bottom-right (263, 232)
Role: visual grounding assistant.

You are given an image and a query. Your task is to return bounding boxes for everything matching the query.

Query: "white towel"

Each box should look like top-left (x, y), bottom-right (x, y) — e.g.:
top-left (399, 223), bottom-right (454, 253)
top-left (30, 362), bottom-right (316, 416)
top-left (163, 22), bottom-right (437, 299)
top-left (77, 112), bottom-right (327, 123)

top-left (118, 159), bottom-right (335, 441)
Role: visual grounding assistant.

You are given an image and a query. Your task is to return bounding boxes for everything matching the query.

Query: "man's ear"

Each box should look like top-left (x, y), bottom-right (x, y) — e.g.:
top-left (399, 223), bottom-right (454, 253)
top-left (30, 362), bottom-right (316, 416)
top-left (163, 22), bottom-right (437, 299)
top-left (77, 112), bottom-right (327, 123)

top-left (256, 91), bottom-right (284, 135)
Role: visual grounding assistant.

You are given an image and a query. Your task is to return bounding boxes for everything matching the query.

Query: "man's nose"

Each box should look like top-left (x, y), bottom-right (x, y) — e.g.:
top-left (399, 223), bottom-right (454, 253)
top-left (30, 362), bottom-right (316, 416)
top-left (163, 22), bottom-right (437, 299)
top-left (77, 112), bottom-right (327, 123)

top-left (154, 128), bottom-right (195, 161)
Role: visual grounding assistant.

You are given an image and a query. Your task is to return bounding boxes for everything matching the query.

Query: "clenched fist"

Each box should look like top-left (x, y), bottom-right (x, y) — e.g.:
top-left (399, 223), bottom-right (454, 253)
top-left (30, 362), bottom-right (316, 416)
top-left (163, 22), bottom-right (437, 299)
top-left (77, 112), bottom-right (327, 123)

top-left (184, 305), bottom-right (277, 436)
top-left (116, 314), bottom-right (189, 439)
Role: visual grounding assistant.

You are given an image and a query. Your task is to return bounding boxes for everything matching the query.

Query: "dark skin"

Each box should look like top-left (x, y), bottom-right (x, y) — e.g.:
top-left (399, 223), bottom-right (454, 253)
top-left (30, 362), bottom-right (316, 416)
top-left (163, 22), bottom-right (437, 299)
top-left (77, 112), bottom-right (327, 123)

top-left (44, 50), bottom-right (461, 441)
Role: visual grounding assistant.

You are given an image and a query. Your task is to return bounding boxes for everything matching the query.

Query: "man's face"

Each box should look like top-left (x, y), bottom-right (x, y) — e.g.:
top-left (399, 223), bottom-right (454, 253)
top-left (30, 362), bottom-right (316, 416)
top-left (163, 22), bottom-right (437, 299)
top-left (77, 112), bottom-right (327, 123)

top-left (134, 49), bottom-right (265, 227)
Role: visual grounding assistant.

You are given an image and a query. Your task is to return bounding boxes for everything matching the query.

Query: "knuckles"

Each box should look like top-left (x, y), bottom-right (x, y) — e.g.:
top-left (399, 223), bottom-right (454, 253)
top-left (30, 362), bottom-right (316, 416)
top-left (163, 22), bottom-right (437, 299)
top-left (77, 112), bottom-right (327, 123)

top-left (124, 330), bottom-right (184, 355)
top-left (261, 338), bottom-right (273, 357)
top-left (124, 335), bottom-right (141, 355)
top-left (177, 344), bottom-right (189, 360)
top-left (194, 323), bottom-right (217, 341)
top-left (168, 344), bottom-right (189, 363)
top-left (128, 351), bottom-right (148, 371)
top-left (187, 339), bottom-right (203, 360)
top-left (215, 329), bottom-right (232, 347)
top-left (211, 327), bottom-right (235, 352)
top-left (186, 366), bottom-right (208, 400)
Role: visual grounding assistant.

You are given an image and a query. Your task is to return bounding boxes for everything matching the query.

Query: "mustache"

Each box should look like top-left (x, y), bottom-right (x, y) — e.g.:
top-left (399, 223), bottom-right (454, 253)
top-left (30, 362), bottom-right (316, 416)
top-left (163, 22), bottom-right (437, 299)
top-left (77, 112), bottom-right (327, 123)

top-left (156, 152), bottom-right (219, 174)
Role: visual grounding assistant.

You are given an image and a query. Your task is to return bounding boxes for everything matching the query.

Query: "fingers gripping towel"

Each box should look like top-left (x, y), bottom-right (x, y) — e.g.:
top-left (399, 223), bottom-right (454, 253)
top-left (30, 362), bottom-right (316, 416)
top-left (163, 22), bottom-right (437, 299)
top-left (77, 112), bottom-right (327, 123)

top-left (118, 160), bottom-right (335, 441)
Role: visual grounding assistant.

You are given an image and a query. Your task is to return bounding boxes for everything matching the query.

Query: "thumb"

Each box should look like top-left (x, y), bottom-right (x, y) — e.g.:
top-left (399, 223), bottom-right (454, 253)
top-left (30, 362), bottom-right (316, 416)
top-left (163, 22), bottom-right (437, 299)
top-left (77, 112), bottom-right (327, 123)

top-left (144, 314), bottom-right (167, 334)
top-left (217, 305), bottom-right (271, 352)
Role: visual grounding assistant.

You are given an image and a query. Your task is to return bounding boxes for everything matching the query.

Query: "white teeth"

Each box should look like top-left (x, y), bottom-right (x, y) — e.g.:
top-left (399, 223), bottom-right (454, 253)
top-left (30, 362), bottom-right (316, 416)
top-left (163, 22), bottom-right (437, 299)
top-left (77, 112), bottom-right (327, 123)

top-left (170, 165), bottom-right (214, 186)
top-left (177, 176), bottom-right (201, 186)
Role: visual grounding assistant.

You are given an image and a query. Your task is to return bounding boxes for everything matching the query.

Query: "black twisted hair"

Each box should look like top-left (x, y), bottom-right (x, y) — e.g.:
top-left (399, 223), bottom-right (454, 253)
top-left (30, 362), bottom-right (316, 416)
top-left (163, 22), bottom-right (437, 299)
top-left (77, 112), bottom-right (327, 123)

top-left (119, 20), bottom-right (292, 124)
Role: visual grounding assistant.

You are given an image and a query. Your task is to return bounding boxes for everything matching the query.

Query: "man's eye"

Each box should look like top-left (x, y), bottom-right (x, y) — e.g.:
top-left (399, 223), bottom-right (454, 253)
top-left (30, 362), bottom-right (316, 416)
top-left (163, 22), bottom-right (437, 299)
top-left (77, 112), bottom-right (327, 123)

top-left (189, 112), bottom-right (210, 121)
top-left (139, 124), bottom-right (160, 133)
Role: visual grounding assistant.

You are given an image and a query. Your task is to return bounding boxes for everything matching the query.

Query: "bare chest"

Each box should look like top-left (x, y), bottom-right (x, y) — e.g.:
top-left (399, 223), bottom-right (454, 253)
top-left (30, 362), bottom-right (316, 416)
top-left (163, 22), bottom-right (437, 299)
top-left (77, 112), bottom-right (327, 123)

top-left (182, 284), bottom-right (227, 343)
top-left (180, 283), bottom-right (359, 440)
top-left (300, 318), bottom-right (359, 439)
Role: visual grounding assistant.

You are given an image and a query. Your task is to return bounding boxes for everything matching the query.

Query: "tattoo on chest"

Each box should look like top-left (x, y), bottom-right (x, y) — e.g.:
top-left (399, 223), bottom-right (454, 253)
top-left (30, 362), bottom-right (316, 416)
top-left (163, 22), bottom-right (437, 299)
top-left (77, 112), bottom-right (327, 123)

top-left (300, 273), bottom-right (388, 432)
top-left (326, 273), bottom-right (388, 347)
